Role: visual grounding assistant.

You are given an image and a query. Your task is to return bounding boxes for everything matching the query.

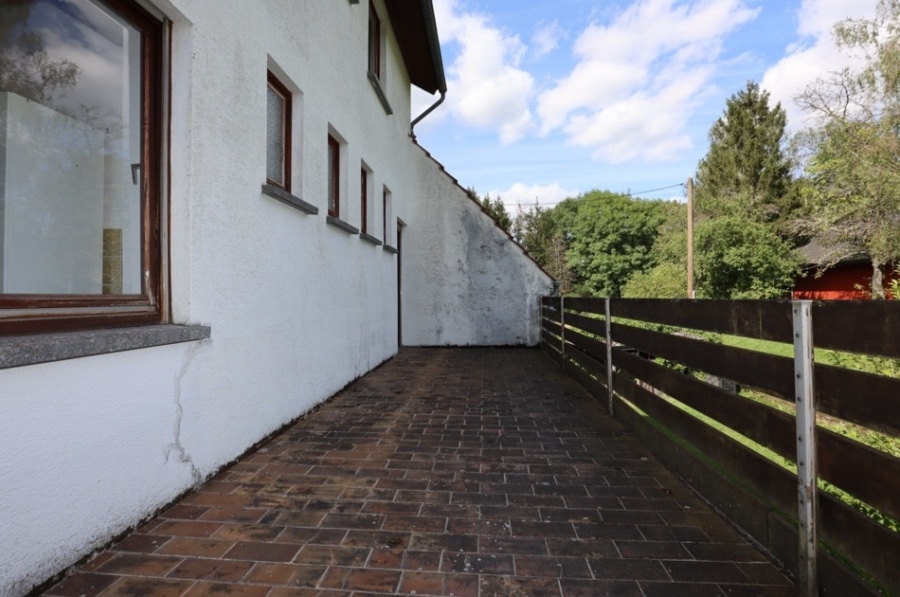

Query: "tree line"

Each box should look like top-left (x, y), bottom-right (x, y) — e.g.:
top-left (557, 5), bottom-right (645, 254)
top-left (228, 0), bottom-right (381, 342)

top-left (475, 1), bottom-right (900, 300)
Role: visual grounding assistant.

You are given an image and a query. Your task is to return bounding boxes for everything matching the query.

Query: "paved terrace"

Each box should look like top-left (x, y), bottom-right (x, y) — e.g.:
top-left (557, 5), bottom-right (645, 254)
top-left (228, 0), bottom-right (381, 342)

top-left (43, 348), bottom-right (793, 596)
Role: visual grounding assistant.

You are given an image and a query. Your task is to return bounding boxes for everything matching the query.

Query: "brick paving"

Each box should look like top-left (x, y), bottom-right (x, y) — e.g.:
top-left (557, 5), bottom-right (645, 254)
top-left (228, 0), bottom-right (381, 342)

top-left (44, 347), bottom-right (794, 596)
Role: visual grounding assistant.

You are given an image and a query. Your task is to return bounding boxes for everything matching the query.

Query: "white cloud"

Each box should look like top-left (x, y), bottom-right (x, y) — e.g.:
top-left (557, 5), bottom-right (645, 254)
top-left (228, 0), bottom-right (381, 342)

top-left (488, 182), bottom-right (580, 209)
top-left (531, 20), bottom-right (563, 58)
top-left (760, 0), bottom-right (878, 129)
top-left (433, 0), bottom-right (535, 144)
top-left (537, 0), bottom-right (759, 162)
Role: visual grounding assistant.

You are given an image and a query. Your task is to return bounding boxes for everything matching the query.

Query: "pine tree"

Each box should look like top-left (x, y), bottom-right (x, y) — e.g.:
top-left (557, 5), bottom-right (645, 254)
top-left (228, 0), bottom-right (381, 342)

top-left (695, 81), bottom-right (797, 236)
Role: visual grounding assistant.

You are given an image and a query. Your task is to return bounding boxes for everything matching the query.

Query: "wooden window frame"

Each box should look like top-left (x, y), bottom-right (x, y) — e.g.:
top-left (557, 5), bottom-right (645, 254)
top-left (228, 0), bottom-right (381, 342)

top-left (368, 1), bottom-right (381, 80)
top-left (0, 0), bottom-right (164, 336)
top-left (360, 167), bottom-right (369, 235)
top-left (328, 135), bottom-right (341, 218)
top-left (266, 71), bottom-right (292, 192)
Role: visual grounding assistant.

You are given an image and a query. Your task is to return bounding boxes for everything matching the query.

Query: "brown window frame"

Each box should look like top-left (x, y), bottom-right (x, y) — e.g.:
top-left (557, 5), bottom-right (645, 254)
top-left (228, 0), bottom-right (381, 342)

top-left (0, 0), bottom-right (164, 336)
top-left (368, 1), bottom-right (381, 80)
top-left (360, 167), bottom-right (369, 235)
top-left (266, 71), bottom-right (292, 192)
top-left (328, 135), bottom-right (341, 218)
top-left (382, 188), bottom-right (388, 243)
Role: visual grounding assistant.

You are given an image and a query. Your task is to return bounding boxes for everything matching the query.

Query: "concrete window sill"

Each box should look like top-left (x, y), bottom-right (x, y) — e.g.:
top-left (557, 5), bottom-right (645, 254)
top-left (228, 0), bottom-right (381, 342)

top-left (360, 232), bottom-right (383, 246)
top-left (383, 244), bottom-right (399, 254)
top-left (0, 324), bottom-right (211, 369)
top-left (327, 215), bottom-right (360, 235)
top-left (262, 184), bottom-right (318, 215)
top-left (368, 72), bottom-right (393, 115)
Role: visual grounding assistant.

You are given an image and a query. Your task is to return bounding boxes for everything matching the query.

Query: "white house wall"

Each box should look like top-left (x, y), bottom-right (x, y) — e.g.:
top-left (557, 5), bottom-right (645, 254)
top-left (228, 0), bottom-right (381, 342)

top-left (402, 147), bottom-right (554, 346)
top-left (0, 1), bottom-right (550, 595)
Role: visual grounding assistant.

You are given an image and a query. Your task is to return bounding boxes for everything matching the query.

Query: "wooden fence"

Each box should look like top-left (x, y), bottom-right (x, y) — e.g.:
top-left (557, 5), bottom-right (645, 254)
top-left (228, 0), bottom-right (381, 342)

top-left (541, 297), bottom-right (900, 596)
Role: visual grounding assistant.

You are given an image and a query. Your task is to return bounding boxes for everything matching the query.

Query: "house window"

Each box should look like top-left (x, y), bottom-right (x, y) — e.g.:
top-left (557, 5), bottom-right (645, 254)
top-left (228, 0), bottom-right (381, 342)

top-left (327, 135), bottom-right (341, 217)
top-left (383, 187), bottom-right (393, 245)
top-left (266, 71), bottom-right (292, 191)
top-left (368, 1), bottom-right (381, 80)
top-left (0, 0), bottom-right (163, 335)
top-left (360, 168), bottom-right (368, 234)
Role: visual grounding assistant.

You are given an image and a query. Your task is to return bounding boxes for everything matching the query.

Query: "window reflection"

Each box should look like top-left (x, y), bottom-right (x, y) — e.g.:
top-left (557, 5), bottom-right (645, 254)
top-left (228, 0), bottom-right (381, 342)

top-left (0, 0), bottom-right (142, 295)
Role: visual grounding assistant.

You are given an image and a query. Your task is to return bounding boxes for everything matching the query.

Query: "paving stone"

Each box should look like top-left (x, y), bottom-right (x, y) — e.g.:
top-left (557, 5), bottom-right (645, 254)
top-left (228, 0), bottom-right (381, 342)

top-left (39, 348), bottom-right (793, 596)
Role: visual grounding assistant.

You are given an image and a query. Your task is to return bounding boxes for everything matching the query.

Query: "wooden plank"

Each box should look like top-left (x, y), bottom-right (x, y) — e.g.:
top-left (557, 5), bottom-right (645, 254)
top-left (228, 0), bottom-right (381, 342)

top-left (565, 327), bottom-right (607, 364)
top-left (813, 301), bottom-right (900, 359)
top-left (543, 319), bottom-right (562, 339)
top-left (611, 321), bottom-right (795, 400)
top-left (564, 311), bottom-right (607, 337)
top-left (610, 299), bottom-right (794, 343)
top-left (564, 355), bottom-right (607, 403)
top-left (817, 427), bottom-right (900, 522)
top-left (541, 296), bottom-right (561, 309)
top-left (541, 306), bottom-right (561, 322)
top-left (565, 342), bottom-right (607, 382)
top-left (612, 348), bottom-right (796, 462)
top-left (612, 372), bottom-right (797, 515)
top-left (816, 364), bottom-right (900, 437)
top-left (818, 490), bottom-right (900, 592)
top-left (564, 296), bottom-right (605, 314)
top-left (542, 337), bottom-right (562, 365)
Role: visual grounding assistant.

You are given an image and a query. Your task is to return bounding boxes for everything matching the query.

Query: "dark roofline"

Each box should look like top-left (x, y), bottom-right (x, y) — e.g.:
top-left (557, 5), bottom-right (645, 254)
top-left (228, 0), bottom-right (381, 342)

top-left (385, 0), bottom-right (447, 94)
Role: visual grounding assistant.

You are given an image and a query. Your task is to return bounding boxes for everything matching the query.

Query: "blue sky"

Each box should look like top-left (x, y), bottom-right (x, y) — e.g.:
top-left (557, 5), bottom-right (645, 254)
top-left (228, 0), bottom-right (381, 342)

top-left (411, 0), bottom-right (879, 209)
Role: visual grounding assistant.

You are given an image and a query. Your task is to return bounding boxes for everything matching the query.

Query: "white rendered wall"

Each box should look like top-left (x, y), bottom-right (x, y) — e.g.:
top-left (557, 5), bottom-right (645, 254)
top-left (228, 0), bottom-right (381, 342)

top-left (402, 146), bottom-right (554, 346)
top-left (0, 1), bottom-right (551, 594)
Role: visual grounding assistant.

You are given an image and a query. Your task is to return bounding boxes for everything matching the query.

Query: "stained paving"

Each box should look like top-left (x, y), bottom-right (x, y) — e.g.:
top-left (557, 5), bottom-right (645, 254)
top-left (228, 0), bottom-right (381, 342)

top-left (44, 347), bottom-right (794, 596)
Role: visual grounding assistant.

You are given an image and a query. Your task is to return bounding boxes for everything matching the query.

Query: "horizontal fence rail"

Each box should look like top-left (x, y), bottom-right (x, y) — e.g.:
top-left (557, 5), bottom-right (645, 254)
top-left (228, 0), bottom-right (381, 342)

top-left (540, 297), bottom-right (900, 596)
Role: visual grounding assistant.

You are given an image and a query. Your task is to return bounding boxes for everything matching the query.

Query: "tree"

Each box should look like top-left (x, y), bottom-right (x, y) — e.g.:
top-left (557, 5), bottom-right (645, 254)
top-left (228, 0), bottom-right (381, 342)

top-left (557, 191), bottom-right (668, 298)
top-left (622, 202), bottom-right (689, 298)
top-left (694, 217), bottom-right (801, 299)
top-left (466, 187), bottom-right (512, 233)
top-left (695, 81), bottom-right (798, 236)
top-left (794, 0), bottom-right (900, 298)
top-left (0, 1), bottom-right (80, 107)
top-left (513, 201), bottom-right (574, 293)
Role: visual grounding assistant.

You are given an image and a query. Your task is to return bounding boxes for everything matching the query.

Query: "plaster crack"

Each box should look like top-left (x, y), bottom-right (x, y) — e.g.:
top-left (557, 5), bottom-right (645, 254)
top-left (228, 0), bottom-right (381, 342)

top-left (166, 342), bottom-right (203, 486)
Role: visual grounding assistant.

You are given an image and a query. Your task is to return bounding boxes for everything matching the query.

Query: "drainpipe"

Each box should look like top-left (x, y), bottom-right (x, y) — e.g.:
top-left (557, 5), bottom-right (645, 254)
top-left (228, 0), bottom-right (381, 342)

top-left (410, 89), bottom-right (445, 138)
top-left (410, 0), bottom-right (447, 138)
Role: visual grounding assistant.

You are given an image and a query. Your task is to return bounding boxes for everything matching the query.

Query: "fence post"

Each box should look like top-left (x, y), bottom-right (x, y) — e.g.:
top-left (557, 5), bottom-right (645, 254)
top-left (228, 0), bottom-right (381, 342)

top-left (605, 298), bottom-right (614, 416)
top-left (792, 300), bottom-right (817, 596)
top-left (559, 296), bottom-right (566, 370)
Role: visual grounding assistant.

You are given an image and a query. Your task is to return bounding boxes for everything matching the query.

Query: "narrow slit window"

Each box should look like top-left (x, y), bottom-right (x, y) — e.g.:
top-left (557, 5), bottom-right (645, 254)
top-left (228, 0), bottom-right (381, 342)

top-left (368, 1), bottom-right (381, 79)
top-left (328, 135), bottom-right (341, 217)
top-left (266, 72), bottom-right (291, 190)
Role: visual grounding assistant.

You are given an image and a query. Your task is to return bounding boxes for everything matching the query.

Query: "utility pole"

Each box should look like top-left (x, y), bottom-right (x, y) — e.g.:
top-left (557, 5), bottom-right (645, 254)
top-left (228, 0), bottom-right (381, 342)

top-left (687, 177), bottom-right (694, 299)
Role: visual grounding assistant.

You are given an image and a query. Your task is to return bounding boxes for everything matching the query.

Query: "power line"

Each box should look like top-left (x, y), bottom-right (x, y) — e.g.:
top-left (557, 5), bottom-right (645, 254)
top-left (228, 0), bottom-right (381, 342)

top-left (501, 182), bottom-right (686, 207)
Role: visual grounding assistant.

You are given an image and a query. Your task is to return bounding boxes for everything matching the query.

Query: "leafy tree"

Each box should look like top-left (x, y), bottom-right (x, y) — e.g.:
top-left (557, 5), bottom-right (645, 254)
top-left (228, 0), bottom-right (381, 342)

top-left (557, 191), bottom-right (668, 298)
top-left (622, 202), bottom-right (689, 298)
top-left (0, 1), bottom-right (80, 107)
top-left (694, 216), bottom-right (801, 299)
top-left (695, 81), bottom-right (798, 236)
top-left (513, 201), bottom-right (574, 293)
top-left (794, 0), bottom-right (900, 298)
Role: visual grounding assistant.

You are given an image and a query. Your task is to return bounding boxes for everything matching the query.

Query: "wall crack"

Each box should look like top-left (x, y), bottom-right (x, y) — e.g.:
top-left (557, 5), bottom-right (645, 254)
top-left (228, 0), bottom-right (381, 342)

top-left (166, 342), bottom-right (203, 486)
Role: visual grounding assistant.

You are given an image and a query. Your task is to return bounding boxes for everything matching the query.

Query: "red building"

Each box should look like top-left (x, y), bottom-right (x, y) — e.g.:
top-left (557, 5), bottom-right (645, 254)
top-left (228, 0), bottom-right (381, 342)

top-left (793, 240), bottom-right (897, 300)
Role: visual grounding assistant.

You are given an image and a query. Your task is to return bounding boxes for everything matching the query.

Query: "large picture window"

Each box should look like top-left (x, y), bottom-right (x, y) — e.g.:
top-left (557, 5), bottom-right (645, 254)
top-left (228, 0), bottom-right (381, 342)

top-left (0, 0), bottom-right (163, 334)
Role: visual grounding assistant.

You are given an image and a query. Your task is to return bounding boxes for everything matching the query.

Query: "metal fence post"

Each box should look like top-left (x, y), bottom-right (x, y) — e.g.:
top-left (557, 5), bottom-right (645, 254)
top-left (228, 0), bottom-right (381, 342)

top-left (559, 296), bottom-right (566, 370)
top-left (605, 298), bottom-right (614, 416)
top-left (792, 300), bottom-right (817, 596)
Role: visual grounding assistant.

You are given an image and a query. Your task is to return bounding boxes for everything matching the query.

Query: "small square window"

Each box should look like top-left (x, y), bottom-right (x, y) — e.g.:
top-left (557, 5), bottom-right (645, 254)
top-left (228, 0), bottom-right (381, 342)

top-left (328, 135), bottom-right (341, 218)
top-left (266, 72), bottom-right (292, 190)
